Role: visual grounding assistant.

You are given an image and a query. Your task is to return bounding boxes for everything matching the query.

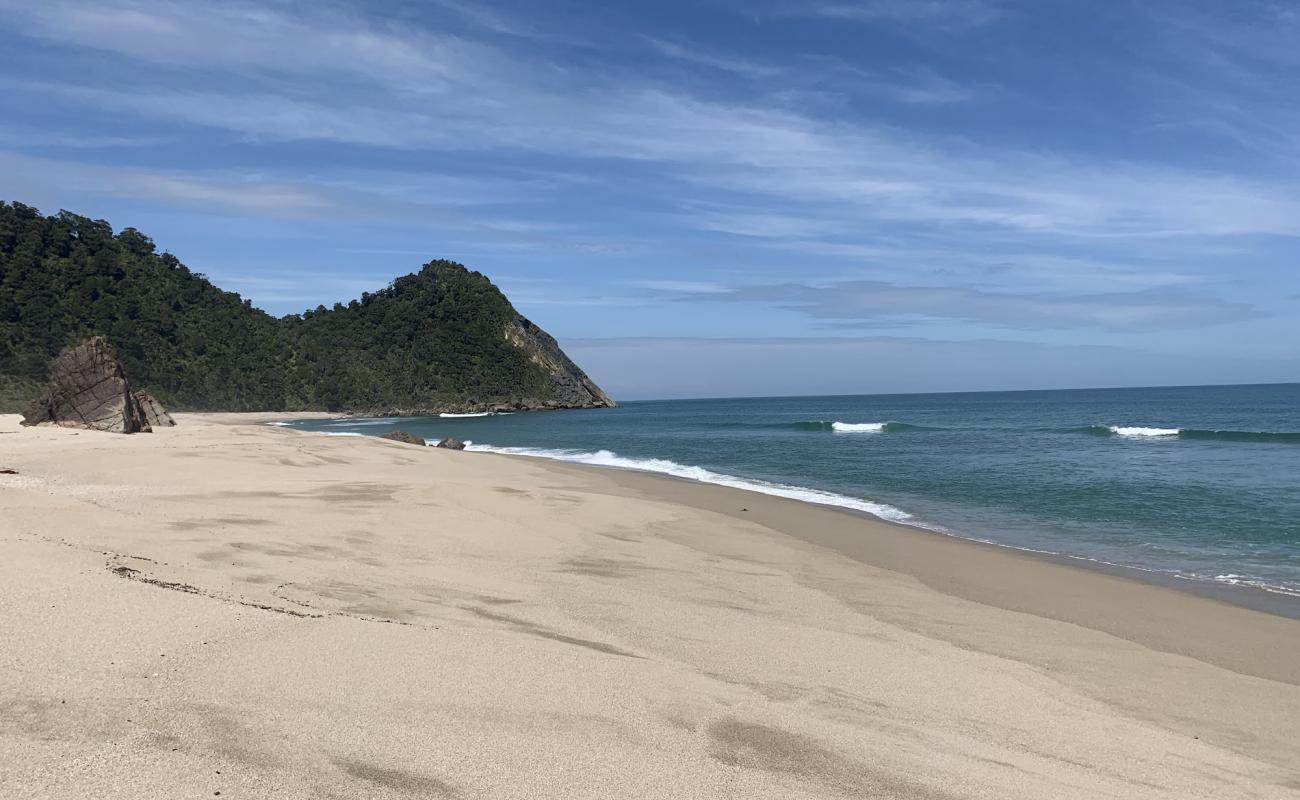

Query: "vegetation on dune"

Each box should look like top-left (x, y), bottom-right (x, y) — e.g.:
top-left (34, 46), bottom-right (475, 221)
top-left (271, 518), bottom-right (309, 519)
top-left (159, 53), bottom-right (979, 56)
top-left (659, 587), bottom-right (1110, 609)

top-left (0, 201), bottom-right (605, 413)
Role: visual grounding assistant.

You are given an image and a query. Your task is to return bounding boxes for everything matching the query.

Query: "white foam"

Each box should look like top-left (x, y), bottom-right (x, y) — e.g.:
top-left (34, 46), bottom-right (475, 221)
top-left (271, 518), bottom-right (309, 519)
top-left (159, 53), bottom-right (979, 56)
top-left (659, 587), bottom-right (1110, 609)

top-left (1208, 574), bottom-right (1300, 597)
top-left (464, 444), bottom-right (916, 524)
top-left (325, 418), bottom-right (401, 427)
top-left (440, 412), bottom-right (494, 418)
top-left (1110, 426), bottom-right (1180, 437)
top-left (831, 421), bottom-right (885, 433)
top-left (322, 431), bottom-right (363, 436)
top-left (264, 421), bottom-right (292, 427)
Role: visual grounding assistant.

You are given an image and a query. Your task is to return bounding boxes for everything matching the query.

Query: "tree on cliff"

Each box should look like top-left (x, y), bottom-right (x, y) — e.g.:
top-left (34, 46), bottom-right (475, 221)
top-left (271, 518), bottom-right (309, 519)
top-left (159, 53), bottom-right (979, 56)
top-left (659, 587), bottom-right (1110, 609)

top-left (0, 201), bottom-right (613, 413)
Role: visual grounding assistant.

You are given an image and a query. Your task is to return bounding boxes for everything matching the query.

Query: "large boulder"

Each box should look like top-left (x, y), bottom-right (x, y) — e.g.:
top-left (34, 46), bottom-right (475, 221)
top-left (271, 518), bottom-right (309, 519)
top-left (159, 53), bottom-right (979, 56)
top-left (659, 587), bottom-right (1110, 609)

top-left (435, 437), bottom-right (466, 450)
top-left (21, 337), bottom-right (152, 433)
top-left (381, 430), bottom-right (427, 446)
top-left (133, 391), bottom-right (175, 427)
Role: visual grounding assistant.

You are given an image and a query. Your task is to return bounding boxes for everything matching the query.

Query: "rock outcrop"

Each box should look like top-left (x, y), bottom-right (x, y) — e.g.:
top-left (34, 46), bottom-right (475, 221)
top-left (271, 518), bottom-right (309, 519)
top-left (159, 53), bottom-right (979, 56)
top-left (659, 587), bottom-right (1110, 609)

top-left (435, 437), bottom-right (466, 450)
top-left (381, 430), bottom-right (427, 446)
top-left (504, 317), bottom-right (615, 410)
top-left (133, 392), bottom-right (175, 427)
top-left (21, 338), bottom-right (152, 433)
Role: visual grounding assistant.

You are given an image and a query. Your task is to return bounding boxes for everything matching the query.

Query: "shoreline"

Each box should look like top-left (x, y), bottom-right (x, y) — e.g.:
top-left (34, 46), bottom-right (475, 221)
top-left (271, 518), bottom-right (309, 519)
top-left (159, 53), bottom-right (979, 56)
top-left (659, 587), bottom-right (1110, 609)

top-left (489, 450), bottom-right (1300, 686)
top-left (5, 412), bottom-right (1298, 797)
top-left (283, 415), bottom-right (1300, 622)
top-left (271, 414), bottom-right (1300, 680)
top-left (484, 447), bottom-right (1300, 622)
top-left (656, 469), bottom-right (1300, 620)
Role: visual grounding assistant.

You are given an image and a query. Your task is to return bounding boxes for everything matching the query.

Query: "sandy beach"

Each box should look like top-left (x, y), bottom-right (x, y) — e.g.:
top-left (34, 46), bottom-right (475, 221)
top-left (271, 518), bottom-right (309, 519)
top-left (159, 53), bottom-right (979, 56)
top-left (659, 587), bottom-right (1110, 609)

top-left (2, 413), bottom-right (1298, 799)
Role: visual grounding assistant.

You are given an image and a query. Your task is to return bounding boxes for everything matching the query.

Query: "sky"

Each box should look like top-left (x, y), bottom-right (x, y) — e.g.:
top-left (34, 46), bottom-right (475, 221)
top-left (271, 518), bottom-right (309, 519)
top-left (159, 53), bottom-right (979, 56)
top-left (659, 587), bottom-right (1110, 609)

top-left (1, 0), bottom-right (1298, 399)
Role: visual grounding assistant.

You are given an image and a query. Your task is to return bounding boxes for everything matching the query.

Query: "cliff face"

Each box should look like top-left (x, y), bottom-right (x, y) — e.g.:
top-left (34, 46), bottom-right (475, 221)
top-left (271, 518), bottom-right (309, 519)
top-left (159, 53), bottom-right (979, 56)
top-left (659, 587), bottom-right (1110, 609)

top-left (0, 202), bottom-right (615, 413)
top-left (505, 317), bottom-right (616, 409)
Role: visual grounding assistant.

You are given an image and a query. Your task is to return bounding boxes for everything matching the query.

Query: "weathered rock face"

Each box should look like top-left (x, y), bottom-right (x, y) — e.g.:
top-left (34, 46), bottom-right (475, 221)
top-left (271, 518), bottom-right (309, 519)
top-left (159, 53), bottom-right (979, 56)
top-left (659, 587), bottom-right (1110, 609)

top-left (133, 392), bottom-right (175, 427)
top-left (504, 317), bottom-right (615, 410)
top-left (21, 338), bottom-right (152, 433)
top-left (435, 437), bottom-right (466, 450)
top-left (381, 430), bottom-right (427, 446)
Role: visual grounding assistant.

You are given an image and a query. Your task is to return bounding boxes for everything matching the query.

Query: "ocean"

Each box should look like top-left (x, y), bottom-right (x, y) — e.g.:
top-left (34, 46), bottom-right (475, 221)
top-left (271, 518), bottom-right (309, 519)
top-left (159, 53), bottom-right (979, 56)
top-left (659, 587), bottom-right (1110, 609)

top-left (282, 383), bottom-right (1300, 599)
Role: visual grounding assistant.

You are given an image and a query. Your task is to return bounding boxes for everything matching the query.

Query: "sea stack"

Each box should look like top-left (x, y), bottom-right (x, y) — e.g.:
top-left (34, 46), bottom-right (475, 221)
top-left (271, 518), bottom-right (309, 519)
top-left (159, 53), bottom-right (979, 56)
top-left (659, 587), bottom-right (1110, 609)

top-left (21, 337), bottom-right (156, 434)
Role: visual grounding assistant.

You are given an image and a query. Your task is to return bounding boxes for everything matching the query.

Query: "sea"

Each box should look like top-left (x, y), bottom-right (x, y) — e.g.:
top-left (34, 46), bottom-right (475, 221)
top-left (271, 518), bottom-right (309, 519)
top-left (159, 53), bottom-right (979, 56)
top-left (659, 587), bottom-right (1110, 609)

top-left (280, 383), bottom-right (1300, 602)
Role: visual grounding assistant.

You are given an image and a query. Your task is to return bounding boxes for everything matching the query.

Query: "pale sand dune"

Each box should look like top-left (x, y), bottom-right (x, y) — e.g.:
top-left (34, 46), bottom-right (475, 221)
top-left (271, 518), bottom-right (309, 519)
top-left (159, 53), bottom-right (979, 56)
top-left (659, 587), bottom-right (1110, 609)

top-left (1, 413), bottom-right (1297, 799)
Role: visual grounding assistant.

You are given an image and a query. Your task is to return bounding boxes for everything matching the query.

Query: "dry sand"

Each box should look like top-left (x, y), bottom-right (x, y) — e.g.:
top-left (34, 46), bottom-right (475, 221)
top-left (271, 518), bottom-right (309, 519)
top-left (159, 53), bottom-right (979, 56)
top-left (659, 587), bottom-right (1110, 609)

top-left (1, 412), bottom-right (1297, 799)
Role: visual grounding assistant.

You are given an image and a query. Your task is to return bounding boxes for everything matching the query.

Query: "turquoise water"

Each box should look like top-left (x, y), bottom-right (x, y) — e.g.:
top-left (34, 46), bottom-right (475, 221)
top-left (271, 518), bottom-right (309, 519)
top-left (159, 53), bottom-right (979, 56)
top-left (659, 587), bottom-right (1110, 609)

top-left (284, 384), bottom-right (1300, 597)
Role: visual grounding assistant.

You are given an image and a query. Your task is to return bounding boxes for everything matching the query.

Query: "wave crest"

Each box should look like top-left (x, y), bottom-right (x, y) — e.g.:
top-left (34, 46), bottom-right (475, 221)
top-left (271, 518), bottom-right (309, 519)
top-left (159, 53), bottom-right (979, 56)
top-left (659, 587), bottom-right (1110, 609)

top-left (783, 420), bottom-right (923, 432)
top-left (1069, 425), bottom-right (1300, 443)
top-left (462, 444), bottom-right (917, 523)
top-left (1110, 426), bottom-right (1180, 438)
top-left (832, 421), bottom-right (885, 433)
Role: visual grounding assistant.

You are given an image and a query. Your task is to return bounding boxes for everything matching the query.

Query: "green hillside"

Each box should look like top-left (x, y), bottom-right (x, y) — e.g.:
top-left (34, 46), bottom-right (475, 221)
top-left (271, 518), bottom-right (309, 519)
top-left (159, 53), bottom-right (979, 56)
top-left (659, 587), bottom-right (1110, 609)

top-left (0, 202), bottom-right (613, 413)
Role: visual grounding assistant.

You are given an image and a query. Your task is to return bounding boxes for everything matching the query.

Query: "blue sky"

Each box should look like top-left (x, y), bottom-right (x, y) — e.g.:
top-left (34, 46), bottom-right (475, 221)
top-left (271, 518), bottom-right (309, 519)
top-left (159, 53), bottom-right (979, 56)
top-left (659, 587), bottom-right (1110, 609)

top-left (1, 0), bottom-right (1297, 399)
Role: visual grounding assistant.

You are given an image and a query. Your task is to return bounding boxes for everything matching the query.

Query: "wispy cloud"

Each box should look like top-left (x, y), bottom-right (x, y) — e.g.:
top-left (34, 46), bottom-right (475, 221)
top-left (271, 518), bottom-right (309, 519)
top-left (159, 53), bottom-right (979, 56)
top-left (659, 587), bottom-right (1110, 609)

top-left (0, 0), bottom-right (496, 92)
top-left (791, 0), bottom-right (1004, 31)
top-left (562, 334), bottom-right (1291, 399)
top-left (753, 240), bottom-right (1210, 294)
top-left (422, 0), bottom-right (579, 43)
top-left (0, 151), bottom-right (624, 257)
top-left (203, 270), bottom-right (388, 308)
top-left (653, 279), bottom-right (1256, 332)
top-left (16, 73), bottom-right (1295, 242)
top-left (0, 124), bottom-right (169, 149)
top-left (1132, 2), bottom-right (1300, 167)
top-left (0, 0), bottom-right (1295, 372)
top-left (626, 280), bottom-right (730, 294)
top-left (4, 0), bottom-right (1298, 245)
top-left (860, 65), bottom-right (986, 105)
top-left (644, 36), bottom-right (783, 78)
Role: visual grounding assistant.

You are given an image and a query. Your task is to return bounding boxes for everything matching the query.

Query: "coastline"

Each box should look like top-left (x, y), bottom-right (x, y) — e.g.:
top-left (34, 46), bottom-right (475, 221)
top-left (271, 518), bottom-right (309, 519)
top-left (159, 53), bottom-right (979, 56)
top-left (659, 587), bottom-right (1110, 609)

top-left (569, 459), bottom-right (1300, 622)
top-left (575, 461), bottom-right (1300, 681)
top-left (413, 423), bottom-right (1300, 620)
top-left (473, 444), bottom-right (1300, 626)
top-left (3, 412), bottom-right (1297, 798)
top-left (234, 413), bottom-right (1300, 669)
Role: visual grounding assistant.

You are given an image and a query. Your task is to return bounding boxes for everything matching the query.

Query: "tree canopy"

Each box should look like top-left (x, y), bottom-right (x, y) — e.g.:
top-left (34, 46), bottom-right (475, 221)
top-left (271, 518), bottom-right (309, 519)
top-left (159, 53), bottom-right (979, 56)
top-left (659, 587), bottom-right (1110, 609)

top-left (0, 202), bottom-right (605, 412)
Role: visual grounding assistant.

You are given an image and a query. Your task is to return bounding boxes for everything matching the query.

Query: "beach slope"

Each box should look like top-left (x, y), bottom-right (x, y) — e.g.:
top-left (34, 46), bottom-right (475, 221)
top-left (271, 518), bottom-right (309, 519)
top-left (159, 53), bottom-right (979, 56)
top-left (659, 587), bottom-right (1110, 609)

top-left (1, 414), bottom-right (1297, 798)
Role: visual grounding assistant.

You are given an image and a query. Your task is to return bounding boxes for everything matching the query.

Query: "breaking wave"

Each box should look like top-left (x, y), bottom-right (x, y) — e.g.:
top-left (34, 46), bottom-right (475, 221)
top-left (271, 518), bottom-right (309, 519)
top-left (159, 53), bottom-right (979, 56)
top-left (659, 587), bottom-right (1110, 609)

top-left (1207, 573), bottom-right (1300, 597)
top-left (1070, 425), bottom-right (1300, 443)
top-left (832, 421), bottom-right (886, 432)
top-left (1107, 426), bottom-right (1180, 438)
top-left (324, 417), bottom-right (405, 427)
top-left (461, 444), bottom-right (918, 524)
top-left (783, 420), bottom-right (926, 432)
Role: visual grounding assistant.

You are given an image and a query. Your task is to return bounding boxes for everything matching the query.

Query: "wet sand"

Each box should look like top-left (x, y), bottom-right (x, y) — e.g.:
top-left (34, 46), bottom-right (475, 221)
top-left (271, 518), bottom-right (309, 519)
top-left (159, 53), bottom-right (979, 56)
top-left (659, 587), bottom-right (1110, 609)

top-left (2, 412), bottom-right (1297, 798)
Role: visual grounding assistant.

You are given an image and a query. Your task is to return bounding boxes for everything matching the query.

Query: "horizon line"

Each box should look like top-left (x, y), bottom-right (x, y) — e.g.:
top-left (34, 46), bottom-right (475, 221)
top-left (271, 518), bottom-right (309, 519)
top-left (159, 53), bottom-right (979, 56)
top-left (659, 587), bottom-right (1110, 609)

top-left (614, 381), bottom-right (1300, 404)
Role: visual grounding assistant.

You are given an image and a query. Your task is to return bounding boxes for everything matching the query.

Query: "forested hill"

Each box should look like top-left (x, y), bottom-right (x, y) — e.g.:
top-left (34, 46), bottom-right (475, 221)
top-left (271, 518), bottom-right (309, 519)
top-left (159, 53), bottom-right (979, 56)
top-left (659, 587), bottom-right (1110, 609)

top-left (0, 202), bottom-right (614, 413)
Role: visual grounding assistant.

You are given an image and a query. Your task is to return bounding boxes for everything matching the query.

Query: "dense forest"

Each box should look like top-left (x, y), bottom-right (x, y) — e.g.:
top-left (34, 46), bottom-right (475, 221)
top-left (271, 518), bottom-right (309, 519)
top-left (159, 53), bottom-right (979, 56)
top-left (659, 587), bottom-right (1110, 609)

top-left (0, 202), bottom-right (613, 413)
